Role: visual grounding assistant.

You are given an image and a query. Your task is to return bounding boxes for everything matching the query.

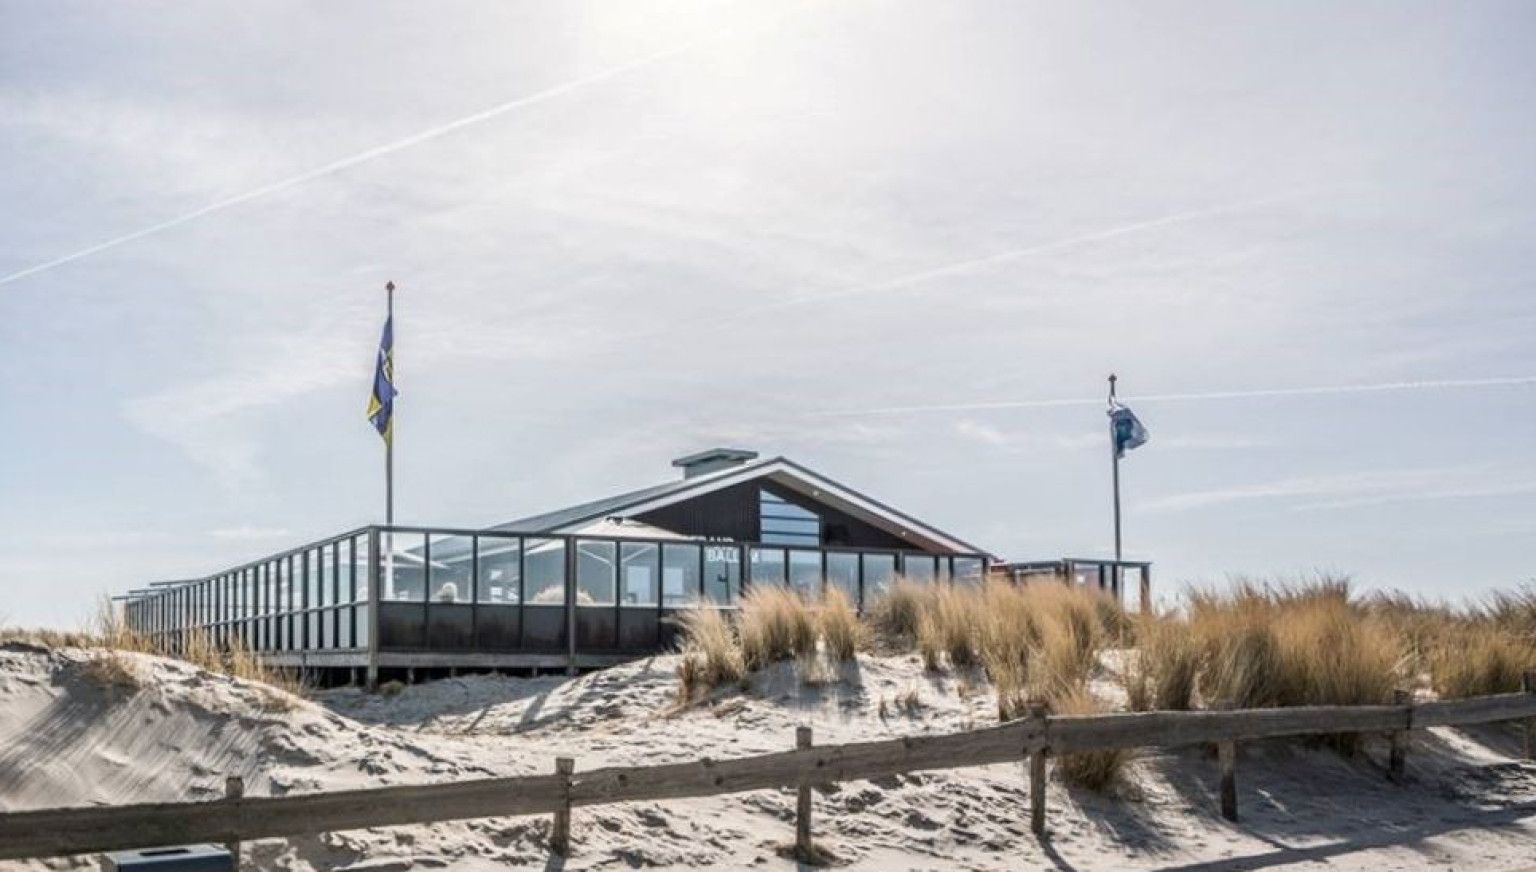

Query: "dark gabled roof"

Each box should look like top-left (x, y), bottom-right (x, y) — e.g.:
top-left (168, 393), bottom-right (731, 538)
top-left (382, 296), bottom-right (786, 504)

top-left (489, 456), bottom-right (780, 534)
top-left (486, 455), bottom-right (991, 556)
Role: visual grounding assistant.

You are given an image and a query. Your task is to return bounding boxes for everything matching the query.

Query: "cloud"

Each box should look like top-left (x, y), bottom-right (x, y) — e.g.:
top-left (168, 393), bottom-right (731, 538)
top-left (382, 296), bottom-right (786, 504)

top-left (1139, 465), bottom-right (1523, 513)
top-left (206, 525), bottom-right (292, 542)
top-left (953, 419), bottom-right (1102, 452)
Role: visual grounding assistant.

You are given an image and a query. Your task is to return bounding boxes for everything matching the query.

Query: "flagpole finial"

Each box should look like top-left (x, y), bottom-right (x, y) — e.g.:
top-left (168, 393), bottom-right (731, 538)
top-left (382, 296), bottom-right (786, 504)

top-left (386, 280), bottom-right (395, 292)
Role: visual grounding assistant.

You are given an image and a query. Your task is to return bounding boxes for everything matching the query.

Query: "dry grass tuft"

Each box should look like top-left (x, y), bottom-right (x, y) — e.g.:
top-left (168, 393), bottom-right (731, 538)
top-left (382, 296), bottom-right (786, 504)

top-left (676, 604), bottom-right (746, 702)
top-left (79, 650), bottom-right (141, 693)
top-left (915, 583), bottom-right (982, 671)
top-left (865, 578), bottom-right (928, 643)
top-left (1186, 578), bottom-right (1404, 716)
top-left (1430, 626), bottom-right (1536, 698)
top-left (1051, 685), bottom-right (1131, 792)
top-left (818, 587), bottom-right (861, 662)
top-left (1121, 611), bottom-right (1200, 712)
top-left (739, 586), bottom-right (817, 670)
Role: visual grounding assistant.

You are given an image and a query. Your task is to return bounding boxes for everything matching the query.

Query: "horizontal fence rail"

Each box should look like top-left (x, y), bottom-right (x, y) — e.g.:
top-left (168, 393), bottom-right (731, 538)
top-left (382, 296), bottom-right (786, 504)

top-left (3, 686), bottom-right (1536, 863)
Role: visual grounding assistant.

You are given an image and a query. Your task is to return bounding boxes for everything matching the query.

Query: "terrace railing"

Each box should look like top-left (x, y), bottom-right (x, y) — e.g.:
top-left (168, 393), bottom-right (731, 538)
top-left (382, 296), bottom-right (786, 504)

top-left (122, 525), bottom-right (991, 681)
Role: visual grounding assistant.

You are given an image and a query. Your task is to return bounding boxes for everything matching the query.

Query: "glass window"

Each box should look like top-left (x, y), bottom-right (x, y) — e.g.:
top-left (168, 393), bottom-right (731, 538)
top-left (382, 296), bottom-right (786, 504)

top-left (351, 536), bottom-right (368, 602)
top-left (826, 552), bottom-right (859, 603)
top-left (326, 545), bottom-right (340, 606)
top-left (662, 543), bottom-right (701, 606)
top-left (863, 553), bottom-right (898, 599)
top-left (937, 557), bottom-right (953, 583)
top-left (524, 538), bottom-right (567, 604)
top-left (759, 490), bottom-right (820, 546)
top-left (620, 542), bottom-right (659, 606)
top-left (788, 549), bottom-right (822, 598)
top-left (577, 540), bottom-right (617, 605)
top-left (304, 551), bottom-right (319, 608)
top-left (429, 534), bottom-right (474, 603)
top-left (277, 559), bottom-right (291, 613)
top-left (904, 554), bottom-right (937, 583)
top-left (477, 536), bottom-right (522, 603)
top-left (954, 557), bottom-right (985, 584)
top-left (704, 545), bottom-right (741, 604)
top-left (385, 533), bottom-right (426, 602)
top-left (749, 547), bottom-right (786, 586)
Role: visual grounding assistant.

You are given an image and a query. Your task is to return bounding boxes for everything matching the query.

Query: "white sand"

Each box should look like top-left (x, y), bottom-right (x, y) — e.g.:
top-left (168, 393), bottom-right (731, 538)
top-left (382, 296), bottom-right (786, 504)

top-left (2, 641), bottom-right (1536, 870)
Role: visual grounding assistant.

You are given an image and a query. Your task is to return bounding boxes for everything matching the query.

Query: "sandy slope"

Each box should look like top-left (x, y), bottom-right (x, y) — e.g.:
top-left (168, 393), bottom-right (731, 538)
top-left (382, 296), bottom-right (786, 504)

top-left (2, 642), bottom-right (1536, 870)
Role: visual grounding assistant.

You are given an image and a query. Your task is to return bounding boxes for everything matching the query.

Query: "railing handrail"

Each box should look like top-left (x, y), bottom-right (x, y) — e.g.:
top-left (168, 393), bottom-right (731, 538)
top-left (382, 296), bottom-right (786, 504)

top-left (128, 524), bottom-right (992, 601)
top-left (1, 688), bottom-right (1532, 861)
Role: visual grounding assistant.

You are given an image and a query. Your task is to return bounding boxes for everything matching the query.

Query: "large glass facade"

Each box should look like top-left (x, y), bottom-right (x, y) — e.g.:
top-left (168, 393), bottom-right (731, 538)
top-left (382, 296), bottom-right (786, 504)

top-left (122, 526), bottom-right (997, 658)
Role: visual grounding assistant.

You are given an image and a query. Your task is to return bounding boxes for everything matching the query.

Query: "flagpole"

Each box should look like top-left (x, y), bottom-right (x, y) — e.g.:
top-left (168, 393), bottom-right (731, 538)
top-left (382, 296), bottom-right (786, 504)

top-left (385, 280), bottom-right (394, 529)
top-left (384, 281), bottom-right (395, 602)
top-left (1109, 373), bottom-right (1122, 563)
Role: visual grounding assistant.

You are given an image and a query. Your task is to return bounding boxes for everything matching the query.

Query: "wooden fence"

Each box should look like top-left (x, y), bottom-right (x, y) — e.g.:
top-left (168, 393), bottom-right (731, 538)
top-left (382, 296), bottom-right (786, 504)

top-left (2, 675), bottom-right (1534, 865)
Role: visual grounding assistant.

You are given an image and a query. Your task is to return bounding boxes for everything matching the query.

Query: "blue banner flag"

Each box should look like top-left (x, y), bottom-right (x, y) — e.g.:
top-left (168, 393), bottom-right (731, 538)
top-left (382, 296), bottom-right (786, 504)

top-left (366, 315), bottom-right (396, 443)
top-left (1109, 405), bottom-right (1148, 458)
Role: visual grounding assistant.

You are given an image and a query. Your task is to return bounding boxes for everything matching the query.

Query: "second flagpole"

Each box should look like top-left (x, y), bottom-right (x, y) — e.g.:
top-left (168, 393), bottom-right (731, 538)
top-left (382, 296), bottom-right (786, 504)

top-left (1109, 373), bottom-right (1122, 563)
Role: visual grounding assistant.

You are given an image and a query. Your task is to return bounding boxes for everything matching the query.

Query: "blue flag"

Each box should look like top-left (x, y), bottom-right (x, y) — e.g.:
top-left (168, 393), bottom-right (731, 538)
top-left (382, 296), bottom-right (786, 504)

top-left (1109, 405), bottom-right (1148, 458)
top-left (366, 315), bottom-right (396, 443)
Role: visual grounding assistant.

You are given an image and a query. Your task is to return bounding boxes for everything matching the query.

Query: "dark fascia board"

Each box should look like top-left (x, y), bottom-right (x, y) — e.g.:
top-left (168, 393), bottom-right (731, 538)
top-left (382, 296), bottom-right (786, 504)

top-left (487, 458), bottom-right (781, 534)
top-left (764, 458), bottom-right (993, 557)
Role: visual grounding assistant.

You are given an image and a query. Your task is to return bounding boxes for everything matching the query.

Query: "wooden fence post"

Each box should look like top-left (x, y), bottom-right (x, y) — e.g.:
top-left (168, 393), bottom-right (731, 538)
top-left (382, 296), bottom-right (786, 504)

top-left (223, 775), bottom-right (244, 870)
top-left (1523, 672), bottom-right (1536, 761)
top-left (1217, 740), bottom-right (1237, 822)
top-left (1389, 689), bottom-right (1411, 781)
top-left (795, 726), bottom-right (813, 860)
top-left (1026, 702), bottom-right (1048, 837)
top-left (551, 757), bottom-right (574, 856)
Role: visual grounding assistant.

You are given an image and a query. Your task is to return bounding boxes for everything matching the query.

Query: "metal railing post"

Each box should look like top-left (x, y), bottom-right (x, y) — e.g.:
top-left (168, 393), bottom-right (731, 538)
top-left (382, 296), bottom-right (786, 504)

top-left (366, 527), bottom-right (381, 690)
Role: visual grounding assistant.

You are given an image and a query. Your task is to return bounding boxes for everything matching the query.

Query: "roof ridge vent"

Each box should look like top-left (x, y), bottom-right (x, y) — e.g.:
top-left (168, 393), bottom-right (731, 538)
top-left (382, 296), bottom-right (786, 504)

top-left (671, 448), bottom-right (759, 479)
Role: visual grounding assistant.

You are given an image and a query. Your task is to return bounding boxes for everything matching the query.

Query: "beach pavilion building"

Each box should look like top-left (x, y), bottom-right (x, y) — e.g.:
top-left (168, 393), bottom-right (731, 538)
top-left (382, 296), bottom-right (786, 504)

top-left (121, 449), bottom-right (1148, 684)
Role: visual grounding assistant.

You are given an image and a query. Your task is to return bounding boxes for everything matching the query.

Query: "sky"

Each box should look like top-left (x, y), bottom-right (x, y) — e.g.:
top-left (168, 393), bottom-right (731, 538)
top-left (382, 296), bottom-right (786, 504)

top-left (2, 1), bottom-right (1534, 628)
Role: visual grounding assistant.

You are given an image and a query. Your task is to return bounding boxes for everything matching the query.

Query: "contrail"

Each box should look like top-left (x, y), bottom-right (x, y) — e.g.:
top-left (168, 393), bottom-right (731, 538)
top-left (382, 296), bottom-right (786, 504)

top-left (687, 193), bottom-right (1304, 325)
top-left (0, 28), bottom-right (731, 287)
top-left (807, 375), bottom-right (1536, 418)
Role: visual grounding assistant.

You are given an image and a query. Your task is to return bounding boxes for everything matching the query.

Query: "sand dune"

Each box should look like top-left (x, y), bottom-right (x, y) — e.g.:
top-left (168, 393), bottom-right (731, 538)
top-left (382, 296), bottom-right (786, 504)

top-left (2, 643), bottom-right (1536, 870)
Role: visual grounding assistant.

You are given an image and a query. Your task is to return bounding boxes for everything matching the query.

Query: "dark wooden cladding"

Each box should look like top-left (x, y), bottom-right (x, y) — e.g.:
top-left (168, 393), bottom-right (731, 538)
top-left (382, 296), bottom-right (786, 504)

top-left (636, 480), bottom-right (761, 542)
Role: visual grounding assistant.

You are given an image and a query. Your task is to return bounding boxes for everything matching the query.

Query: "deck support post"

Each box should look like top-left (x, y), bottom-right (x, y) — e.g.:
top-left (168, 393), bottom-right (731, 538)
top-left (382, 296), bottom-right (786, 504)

top-left (1027, 702), bottom-right (1048, 837)
top-left (1218, 740), bottom-right (1238, 822)
top-left (552, 757), bottom-right (574, 856)
top-left (223, 775), bottom-right (244, 870)
top-left (1389, 689), bottom-right (1411, 781)
top-left (795, 726), bottom-right (814, 860)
